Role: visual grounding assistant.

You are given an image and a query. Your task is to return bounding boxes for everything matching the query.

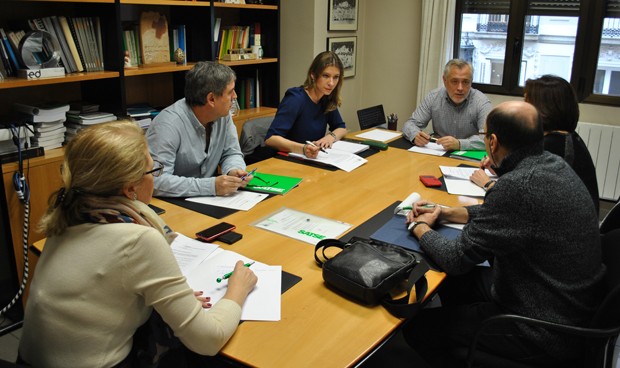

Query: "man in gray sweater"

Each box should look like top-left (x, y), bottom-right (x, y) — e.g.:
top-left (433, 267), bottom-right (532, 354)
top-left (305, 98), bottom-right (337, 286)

top-left (403, 101), bottom-right (604, 366)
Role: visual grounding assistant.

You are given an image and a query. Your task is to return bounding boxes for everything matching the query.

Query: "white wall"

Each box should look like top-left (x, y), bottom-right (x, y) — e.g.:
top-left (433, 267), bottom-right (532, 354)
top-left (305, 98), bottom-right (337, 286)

top-left (280, 0), bottom-right (620, 130)
top-left (280, 0), bottom-right (420, 131)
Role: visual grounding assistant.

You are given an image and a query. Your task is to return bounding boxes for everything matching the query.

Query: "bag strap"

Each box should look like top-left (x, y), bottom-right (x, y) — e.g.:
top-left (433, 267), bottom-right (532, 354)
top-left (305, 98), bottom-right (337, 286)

top-left (381, 259), bottom-right (431, 319)
top-left (314, 238), bottom-right (347, 267)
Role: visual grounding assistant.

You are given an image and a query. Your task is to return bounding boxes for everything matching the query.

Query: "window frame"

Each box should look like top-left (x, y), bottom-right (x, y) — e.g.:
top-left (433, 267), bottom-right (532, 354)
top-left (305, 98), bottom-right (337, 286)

top-left (453, 0), bottom-right (618, 106)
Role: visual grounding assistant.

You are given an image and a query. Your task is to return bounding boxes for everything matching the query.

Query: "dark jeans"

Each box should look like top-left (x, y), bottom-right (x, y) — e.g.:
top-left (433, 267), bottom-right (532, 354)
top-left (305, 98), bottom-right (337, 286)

top-left (402, 267), bottom-right (559, 367)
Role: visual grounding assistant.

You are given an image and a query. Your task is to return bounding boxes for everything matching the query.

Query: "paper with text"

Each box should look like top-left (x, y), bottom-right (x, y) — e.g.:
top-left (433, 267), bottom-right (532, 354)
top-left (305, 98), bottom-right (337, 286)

top-left (408, 142), bottom-right (446, 156)
top-left (171, 238), bottom-right (282, 321)
top-left (253, 207), bottom-right (352, 245)
top-left (290, 149), bottom-right (367, 172)
top-left (439, 166), bottom-right (488, 197)
top-left (186, 191), bottom-right (269, 211)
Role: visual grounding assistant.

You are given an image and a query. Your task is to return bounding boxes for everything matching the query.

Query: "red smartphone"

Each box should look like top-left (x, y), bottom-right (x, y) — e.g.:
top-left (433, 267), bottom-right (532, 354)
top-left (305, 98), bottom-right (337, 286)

top-left (196, 222), bottom-right (236, 242)
top-left (419, 175), bottom-right (442, 187)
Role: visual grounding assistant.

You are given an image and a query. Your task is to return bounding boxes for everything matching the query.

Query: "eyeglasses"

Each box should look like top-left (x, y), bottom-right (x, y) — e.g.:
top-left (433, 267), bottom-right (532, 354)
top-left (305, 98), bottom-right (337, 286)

top-left (145, 160), bottom-right (164, 177)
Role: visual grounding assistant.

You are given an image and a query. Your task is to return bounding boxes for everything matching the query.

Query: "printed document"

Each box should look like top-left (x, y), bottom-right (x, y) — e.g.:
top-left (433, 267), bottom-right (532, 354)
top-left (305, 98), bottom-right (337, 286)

top-left (186, 190), bottom-right (269, 211)
top-left (408, 142), bottom-right (446, 156)
top-left (289, 149), bottom-right (367, 172)
top-left (253, 207), bottom-right (352, 245)
top-left (171, 234), bottom-right (281, 321)
top-left (439, 166), bottom-right (495, 197)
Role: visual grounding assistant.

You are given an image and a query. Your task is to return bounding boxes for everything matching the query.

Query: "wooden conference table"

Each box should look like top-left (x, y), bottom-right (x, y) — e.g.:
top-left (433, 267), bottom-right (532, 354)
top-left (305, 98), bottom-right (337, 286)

top-left (148, 143), bottom-right (482, 367)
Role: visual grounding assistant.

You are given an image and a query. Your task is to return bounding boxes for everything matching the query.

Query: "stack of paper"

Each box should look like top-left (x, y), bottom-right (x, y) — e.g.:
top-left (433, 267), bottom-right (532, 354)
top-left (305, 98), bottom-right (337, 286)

top-left (408, 142), bottom-right (446, 156)
top-left (354, 129), bottom-right (402, 142)
top-left (170, 233), bottom-right (282, 321)
top-left (439, 166), bottom-right (496, 197)
top-left (13, 102), bottom-right (70, 150)
top-left (289, 148), bottom-right (367, 172)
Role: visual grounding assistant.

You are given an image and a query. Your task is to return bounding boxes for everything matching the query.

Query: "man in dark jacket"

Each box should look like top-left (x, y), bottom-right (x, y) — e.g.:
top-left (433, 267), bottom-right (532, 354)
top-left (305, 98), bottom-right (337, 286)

top-left (403, 101), bottom-right (604, 366)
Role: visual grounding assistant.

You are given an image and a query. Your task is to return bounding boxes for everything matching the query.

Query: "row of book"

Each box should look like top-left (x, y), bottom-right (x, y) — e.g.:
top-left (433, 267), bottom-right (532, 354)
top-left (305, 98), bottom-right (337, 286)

top-left (235, 76), bottom-right (260, 111)
top-left (0, 16), bottom-right (104, 78)
top-left (216, 22), bottom-right (261, 60)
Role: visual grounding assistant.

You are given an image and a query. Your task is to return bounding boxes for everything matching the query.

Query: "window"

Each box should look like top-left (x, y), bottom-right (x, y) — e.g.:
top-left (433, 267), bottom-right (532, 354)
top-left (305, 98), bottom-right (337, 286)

top-left (454, 0), bottom-right (620, 106)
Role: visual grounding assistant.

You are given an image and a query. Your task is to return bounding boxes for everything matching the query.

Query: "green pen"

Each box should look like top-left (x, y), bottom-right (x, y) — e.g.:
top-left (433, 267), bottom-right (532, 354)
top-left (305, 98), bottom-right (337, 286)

top-left (402, 204), bottom-right (435, 210)
top-left (216, 261), bottom-right (255, 283)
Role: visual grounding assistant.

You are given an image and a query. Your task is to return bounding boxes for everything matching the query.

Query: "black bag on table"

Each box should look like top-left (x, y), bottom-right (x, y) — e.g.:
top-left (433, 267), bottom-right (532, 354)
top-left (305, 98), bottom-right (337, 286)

top-left (314, 238), bottom-right (430, 318)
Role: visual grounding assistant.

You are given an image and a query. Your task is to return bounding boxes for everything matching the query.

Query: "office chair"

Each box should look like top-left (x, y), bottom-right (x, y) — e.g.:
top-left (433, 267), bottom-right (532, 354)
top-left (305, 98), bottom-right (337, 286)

top-left (452, 229), bottom-right (620, 368)
top-left (600, 196), bottom-right (620, 234)
top-left (239, 116), bottom-right (276, 165)
top-left (357, 105), bottom-right (387, 130)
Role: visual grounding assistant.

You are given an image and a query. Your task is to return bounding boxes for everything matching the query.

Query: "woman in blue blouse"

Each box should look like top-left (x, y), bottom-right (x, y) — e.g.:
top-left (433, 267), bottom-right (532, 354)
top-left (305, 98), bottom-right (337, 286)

top-left (264, 51), bottom-right (347, 159)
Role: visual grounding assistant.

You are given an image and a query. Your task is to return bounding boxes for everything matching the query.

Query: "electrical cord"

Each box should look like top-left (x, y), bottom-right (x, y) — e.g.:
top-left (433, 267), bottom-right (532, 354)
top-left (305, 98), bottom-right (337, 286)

top-left (0, 125), bottom-right (31, 316)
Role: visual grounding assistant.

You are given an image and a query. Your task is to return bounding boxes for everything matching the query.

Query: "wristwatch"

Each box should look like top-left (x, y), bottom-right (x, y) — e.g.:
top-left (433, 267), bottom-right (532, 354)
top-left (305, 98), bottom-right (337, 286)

top-left (408, 221), bottom-right (429, 233)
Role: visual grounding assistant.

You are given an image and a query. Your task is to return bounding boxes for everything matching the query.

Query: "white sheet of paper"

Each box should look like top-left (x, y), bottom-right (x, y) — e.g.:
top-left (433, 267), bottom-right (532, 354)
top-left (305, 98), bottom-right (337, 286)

top-left (253, 207), bottom-right (352, 245)
top-left (408, 142), bottom-right (447, 156)
top-left (186, 191), bottom-right (269, 211)
top-left (331, 140), bottom-right (369, 154)
top-left (170, 233), bottom-right (219, 276)
top-left (355, 129), bottom-right (402, 142)
top-left (439, 166), bottom-right (497, 180)
top-left (290, 149), bottom-right (367, 172)
top-left (180, 247), bottom-right (282, 321)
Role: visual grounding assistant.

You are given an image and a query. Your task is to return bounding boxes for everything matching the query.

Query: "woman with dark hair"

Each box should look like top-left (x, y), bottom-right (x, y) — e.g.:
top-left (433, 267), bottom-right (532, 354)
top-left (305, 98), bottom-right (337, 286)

top-left (471, 75), bottom-right (599, 213)
top-left (264, 51), bottom-right (348, 159)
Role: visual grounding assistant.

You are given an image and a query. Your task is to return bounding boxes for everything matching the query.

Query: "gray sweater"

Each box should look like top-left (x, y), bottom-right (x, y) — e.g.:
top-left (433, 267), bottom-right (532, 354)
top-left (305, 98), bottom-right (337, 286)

top-left (420, 144), bottom-right (605, 358)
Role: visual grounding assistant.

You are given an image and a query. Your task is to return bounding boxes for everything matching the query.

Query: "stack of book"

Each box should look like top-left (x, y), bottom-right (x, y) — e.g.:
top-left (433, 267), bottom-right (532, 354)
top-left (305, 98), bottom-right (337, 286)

top-left (13, 102), bottom-right (70, 150)
top-left (65, 108), bottom-right (117, 141)
top-left (127, 104), bottom-right (159, 130)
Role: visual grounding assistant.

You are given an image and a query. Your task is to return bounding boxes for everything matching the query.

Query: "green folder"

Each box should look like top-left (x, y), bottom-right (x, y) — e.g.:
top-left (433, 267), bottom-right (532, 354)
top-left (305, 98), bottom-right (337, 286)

top-left (450, 150), bottom-right (486, 161)
top-left (246, 172), bottom-right (302, 195)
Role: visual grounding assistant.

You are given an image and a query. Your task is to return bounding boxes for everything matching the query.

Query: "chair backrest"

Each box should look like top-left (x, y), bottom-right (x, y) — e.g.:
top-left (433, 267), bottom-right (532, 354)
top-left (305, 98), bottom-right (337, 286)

top-left (600, 197), bottom-right (620, 234)
top-left (357, 105), bottom-right (387, 130)
top-left (239, 115), bottom-right (274, 156)
top-left (590, 229), bottom-right (620, 329)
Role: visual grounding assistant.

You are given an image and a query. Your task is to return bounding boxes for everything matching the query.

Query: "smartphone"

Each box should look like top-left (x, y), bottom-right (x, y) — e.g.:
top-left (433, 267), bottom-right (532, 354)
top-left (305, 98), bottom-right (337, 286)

top-left (148, 204), bottom-right (166, 215)
top-left (196, 222), bottom-right (236, 242)
top-left (419, 175), bottom-right (442, 187)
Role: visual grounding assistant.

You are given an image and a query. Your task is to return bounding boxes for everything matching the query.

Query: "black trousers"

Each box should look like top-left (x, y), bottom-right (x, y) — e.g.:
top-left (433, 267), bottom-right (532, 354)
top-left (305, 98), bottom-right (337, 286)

top-left (402, 267), bottom-right (560, 367)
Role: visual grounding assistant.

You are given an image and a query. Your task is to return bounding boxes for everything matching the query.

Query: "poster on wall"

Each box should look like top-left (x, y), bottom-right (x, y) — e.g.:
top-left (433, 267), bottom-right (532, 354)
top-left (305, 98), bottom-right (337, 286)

top-left (328, 36), bottom-right (356, 78)
top-left (328, 0), bottom-right (358, 31)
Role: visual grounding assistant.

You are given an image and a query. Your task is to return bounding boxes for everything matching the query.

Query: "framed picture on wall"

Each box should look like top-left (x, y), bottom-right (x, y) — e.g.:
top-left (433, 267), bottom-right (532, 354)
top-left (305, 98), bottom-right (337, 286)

top-left (328, 36), bottom-right (356, 78)
top-left (328, 0), bottom-right (358, 31)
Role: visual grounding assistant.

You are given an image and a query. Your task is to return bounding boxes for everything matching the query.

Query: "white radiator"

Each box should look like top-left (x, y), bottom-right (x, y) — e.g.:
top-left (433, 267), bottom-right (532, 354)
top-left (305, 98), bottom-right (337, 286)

top-left (576, 122), bottom-right (620, 201)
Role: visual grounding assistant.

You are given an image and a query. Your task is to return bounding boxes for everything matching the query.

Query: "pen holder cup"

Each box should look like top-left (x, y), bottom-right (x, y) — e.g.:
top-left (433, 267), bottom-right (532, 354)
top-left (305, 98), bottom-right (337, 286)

top-left (387, 117), bottom-right (398, 131)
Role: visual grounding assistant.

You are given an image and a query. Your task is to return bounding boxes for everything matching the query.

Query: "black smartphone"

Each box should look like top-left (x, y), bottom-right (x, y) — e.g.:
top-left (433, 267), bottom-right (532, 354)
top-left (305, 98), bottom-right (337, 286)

top-left (196, 222), bottom-right (236, 242)
top-left (148, 204), bottom-right (166, 215)
top-left (218, 231), bottom-right (243, 244)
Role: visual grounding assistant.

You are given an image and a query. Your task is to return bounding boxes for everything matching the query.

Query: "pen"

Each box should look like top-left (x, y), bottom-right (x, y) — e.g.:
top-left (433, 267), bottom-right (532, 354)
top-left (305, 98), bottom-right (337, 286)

top-left (216, 261), bottom-right (255, 283)
top-left (306, 140), bottom-right (328, 154)
top-left (429, 137), bottom-right (438, 143)
top-left (402, 204), bottom-right (435, 210)
top-left (241, 168), bottom-right (257, 181)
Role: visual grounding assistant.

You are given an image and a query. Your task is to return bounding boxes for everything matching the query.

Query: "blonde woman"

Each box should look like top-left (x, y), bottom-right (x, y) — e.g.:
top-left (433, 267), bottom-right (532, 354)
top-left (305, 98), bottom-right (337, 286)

top-left (19, 120), bottom-right (256, 367)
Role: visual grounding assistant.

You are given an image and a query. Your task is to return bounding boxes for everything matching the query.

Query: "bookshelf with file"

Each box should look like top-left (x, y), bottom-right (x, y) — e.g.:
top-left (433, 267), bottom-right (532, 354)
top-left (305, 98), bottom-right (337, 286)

top-left (0, 0), bottom-right (280, 306)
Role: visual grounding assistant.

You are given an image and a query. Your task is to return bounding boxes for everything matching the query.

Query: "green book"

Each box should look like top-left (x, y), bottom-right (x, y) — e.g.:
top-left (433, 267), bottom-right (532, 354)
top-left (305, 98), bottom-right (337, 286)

top-left (450, 150), bottom-right (486, 161)
top-left (245, 172), bottom-right (302, 195)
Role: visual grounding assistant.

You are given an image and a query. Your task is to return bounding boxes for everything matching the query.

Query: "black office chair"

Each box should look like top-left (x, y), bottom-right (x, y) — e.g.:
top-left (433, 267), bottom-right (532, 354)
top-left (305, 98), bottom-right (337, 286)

top-left (600, 196), bottom-right (620, 234)
top-left (452, 229), bottom-right (620, 368)
top-left (357, 105), bottom-right (387, 130)
top-left (239, 116), bottom-right (276, 165)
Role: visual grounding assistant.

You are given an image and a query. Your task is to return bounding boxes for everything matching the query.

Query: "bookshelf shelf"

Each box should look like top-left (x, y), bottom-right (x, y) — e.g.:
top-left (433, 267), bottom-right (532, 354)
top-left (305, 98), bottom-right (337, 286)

top-left (124, 63), bottom-right (195, 76)
top-left (0, 71), bottom-right (120, 90)
top-left (219, 57), bottom-right (277, 67)
top-left (214, 3), bottom-right (278, 10)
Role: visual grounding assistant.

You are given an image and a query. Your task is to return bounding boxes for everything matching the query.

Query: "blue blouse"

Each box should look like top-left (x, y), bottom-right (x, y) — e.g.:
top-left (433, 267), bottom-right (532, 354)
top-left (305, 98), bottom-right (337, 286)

top-left (265, 86), bottom-right (345, 143)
